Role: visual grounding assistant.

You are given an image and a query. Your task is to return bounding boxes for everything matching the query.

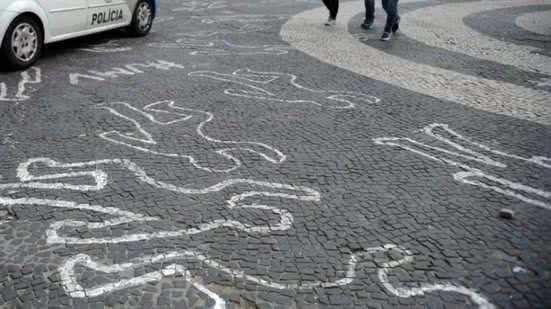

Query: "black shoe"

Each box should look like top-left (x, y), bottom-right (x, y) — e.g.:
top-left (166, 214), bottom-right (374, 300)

top-left (392, 16), bottom-right (401, 33)
top-left (361, 19), bottom-right (374, 30)
top-left (380, 32), bottom-right (391, 41)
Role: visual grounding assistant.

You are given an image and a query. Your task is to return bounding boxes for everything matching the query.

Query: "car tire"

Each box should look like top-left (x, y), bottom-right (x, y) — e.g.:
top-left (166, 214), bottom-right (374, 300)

top-left (127, 0), bottom-right (154, 37)
top-left (0, 15), bottom-right (43, 71)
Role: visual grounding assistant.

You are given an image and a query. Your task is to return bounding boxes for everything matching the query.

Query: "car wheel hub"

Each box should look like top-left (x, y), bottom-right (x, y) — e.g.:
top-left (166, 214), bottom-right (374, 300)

top-left (11, 23), bottom-right (38, 62)
top-left (137, 3), bottom-right (152, 31)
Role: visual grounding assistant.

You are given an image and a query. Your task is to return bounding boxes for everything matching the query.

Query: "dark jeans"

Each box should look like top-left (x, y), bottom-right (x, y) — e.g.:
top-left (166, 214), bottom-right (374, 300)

top-left (364, 0), bottom-right (399, 32)
top-left (322, 0), bottom-right (339, 19)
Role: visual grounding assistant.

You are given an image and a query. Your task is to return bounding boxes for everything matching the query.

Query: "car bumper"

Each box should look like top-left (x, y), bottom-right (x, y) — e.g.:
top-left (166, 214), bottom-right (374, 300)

top-left (0, 10), bottom-right (18, 48)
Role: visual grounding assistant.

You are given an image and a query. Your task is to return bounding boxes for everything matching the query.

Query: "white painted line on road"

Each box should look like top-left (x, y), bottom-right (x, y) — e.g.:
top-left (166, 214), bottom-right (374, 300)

top-left (280, 1), bottom-right (551, 125)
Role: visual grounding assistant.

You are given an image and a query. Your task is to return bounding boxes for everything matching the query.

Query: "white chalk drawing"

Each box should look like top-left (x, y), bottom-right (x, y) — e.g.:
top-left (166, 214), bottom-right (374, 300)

top-left (148, 39), bottom-right (291, 56)
top-left (79, 40), bottom-right (132, 53)
top-left (192, 14), bottom-right (288, 25)
top-left (0, 156), bottom-right (318, 244)
top-left (96, 101), bottom-right (285, 172)
top-left (374, 123), bottom-right (551, 210)
top-left (0, 67), bottom-right (41, 102)
top-left (69, 60), bottom-right (184, 85)
top-left (172, 0), bottom-right (227, 12)
top-left (189, 68), bottom-right (380, 109)
top-left (0, 157), bottom-right (493, 308)
top-left (155, 16), bottom-right (175, 24)
top-left (60, 254), bottom-right (226, 308)
top-left (58, 244), bottom-right (494, 309)
top-left (177, 24), bottom-right (271, 38)
top-left (147, 38), bottom-right (291, 56)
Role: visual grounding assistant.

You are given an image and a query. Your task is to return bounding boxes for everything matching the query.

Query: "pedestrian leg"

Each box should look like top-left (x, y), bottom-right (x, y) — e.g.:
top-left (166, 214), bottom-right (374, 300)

top-left (381, 0), bottom-right (399, 40)
top-left (361, 0), bottom-right (375, 29)
top-left (322, 0), bottom-right (338, 20)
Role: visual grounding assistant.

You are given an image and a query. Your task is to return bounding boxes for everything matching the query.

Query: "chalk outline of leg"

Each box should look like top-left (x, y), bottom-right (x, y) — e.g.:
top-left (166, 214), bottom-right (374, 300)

top-left (0, 158), bottom-right (494, 308)
top-left (1, 156), bottom-right (318, 244)
top-left (0, 67), bottom-right (41, 102)
top-left (147, 39), bottom-right (292, 56)
top-left (95, 101), bottom-right (286, 173)
top-left (172, 0), bottom-right (227, 12)
top-left (79, 40), bottom-right (132, 53)
top-left (373, 123), bottom-right (551, 210)
top-left (58, 244), bottom-right (494, 309)
top-left (177, 24), bottom-right (272, 38)
top-left (0, 156), bottom-right (317, 307)
top-left (192, 14), bottom-right (289, 25)
top-left (189, 68), bottom-right (380, 109)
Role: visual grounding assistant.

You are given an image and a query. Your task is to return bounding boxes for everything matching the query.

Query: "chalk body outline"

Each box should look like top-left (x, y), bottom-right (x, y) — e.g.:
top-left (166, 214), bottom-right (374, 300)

top-left (374, 123), bottom-right (551, 210)
top-left (0, 67), bottom-right (41, 102)
top-left (96, 100), bottom-right (286, 172)
top-left (177, 24), bottom-right (272, 38)
top-left (148, 39), bottom-right (292, 56)
top-left (172, 0), bottom-right (227, 12)
top-left (0, 157), bottom-right (493, 308)
top-left (79, 40), bottom-right (132, 53)
top-left (69, 60), bottom-right (185, 85)
top-left (189, 68), bottom-right (380, 109)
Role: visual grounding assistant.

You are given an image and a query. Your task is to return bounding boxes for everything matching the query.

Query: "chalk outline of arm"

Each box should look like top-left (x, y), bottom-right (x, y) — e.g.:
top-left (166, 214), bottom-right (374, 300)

top-left (78, 40), bottom-right (132, 53)
top-left (0, 67), bottom-right (41, 102)
top-left (59, 244), bottom-right (494, 309)
top-left (0, 156), bottom-right (317, 244)
top-left (189, 68), bottom-right (380, 109)
top-left (148, 39), bottom-right (292, 55)
top-left (176, 24), bottom-right (272, 38)
top-left (0, 157), bottom-right (494, 308)
top-left (373, 123), bottom-right (551, 210)
top-left (95, 100), bottom-right (286, 172)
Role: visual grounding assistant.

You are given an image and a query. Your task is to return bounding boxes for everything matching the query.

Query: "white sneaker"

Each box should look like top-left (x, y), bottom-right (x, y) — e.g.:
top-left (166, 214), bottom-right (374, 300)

top-left (325, 18), bottom-right (336, 26)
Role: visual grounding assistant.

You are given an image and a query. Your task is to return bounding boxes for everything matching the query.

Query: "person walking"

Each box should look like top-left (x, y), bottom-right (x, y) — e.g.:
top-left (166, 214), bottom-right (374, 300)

top-left (361, 0), bottom-right (401, 41)
top-left (322, 0), bottom-right (339, 26)
top-left (361, 0), bottom-right (375, 30)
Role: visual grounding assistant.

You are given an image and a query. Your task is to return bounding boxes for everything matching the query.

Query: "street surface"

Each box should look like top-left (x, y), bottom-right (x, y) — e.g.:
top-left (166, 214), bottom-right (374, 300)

top-left (0, 0), bottom-right (550, 308)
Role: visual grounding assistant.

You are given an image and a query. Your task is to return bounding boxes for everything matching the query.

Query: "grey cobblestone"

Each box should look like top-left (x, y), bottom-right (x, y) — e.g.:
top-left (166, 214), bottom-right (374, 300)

top-left (0, 0), bottom-right (550, 308)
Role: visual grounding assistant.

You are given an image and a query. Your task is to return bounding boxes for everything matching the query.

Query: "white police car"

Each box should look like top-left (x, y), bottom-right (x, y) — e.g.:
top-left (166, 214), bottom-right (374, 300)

top-left (0, 0), bottom-right (157, 70)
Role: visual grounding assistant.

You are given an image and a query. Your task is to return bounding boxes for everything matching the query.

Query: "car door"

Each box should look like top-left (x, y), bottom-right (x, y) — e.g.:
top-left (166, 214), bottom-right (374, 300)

top-left (87, 0), bottom-right (132, 31)
top-left (37, 0), bottom-right (88, 37)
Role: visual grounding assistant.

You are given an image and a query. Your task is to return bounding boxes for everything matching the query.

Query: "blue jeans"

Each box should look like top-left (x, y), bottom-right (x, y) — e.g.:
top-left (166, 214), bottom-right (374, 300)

top-left (382, 0), bottom-right (399, 32)
top-left (364, 0), bottom-right (399, 32)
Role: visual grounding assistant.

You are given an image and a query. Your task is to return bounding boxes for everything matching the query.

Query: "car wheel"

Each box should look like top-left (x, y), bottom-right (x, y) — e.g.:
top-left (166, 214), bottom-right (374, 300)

top-left (1, 15), bottom-right (43, 70)
top-left (128, 0), bottom-right (153, 37)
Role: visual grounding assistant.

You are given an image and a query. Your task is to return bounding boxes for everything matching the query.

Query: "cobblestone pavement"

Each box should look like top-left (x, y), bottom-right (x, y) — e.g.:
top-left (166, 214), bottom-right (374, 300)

top-left (0, 0), bottom-right (550, 308)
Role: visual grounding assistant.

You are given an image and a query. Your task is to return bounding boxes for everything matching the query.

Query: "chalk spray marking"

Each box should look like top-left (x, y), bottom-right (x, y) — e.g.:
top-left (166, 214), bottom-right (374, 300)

top-left (148, 39), bottom-right (292, 56)
top-left (189, 68), bottom-right (380, 109)
top-left (79, 40), bottom-right (132, 53)
top-left (0, 67), bottom-right (42, 102)
top-left (172, 0), bottom-right (227, 12)
top-left (192, 14), bottom-right (288, 25)
top-left (0, 157), bottom-right (494, 308)
top-left (374, 123), bottom-right (551, 210)
top-left (69, 60), bottom-right (184, 85)
top-left (59, 245), bottom-right (494, 309)
top-left (177, 24), bottom-right (271, 38)
top-left (96, 101), bottom-right (285, 172)
top-left (0, 156), bottom-right (317, 244)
